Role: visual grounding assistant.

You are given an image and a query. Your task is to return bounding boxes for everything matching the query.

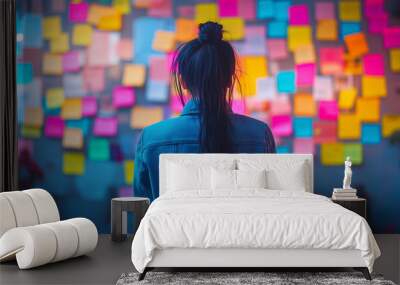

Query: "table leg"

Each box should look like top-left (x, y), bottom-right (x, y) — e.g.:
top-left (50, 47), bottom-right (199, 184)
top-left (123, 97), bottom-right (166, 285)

top-left (111, 201), bottom-right (125, 242)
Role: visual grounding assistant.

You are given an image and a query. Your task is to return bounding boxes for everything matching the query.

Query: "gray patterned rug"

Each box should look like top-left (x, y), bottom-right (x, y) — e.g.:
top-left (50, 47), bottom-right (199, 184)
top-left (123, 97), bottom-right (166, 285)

top-left (116, 271), bottom-right (396, 285)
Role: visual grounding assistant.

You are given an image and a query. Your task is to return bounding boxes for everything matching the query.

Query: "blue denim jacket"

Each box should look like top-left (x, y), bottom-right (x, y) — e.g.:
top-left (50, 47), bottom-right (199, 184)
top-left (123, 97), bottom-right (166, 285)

top-left (133, 100), bottom-right (276, 200)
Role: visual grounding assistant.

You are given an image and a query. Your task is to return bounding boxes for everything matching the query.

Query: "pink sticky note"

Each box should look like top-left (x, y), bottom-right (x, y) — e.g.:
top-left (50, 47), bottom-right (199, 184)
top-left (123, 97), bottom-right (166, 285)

top-left (170, 95), bottom-right (184, 113)
top-left (117, 38), bottom-right (133, 60)
top-left (318, 100), bottom-right (338, 121)
top-left (364, 0), bottom-right (385, 18)
top-left (113, 86), bottom-right (135, 108)
top-left (87, 31), bottom-right (109, 66)
top-left (293, 138), bottom-right (315, 154)
top-left (267, 39), bottom-right (287, 60)
top-left (178, 5), bottom-right (194, 18)
top-left (45, 116), bottom-right (64, 138)
top-left (232, 99), bottom-right (246, 115)
top-left (368, 13), bottom-right (388, 34)
top-left (93, 117), bottom-right (118, 137)
top-left (119, 187), bottom-right (133, 197)
top-left (289, 4), bottom-right (309, 25)
top-left (238, 0), bottom-right (255, 20)
top-left (218, 0), bottom-right (238, 17)
top-left (82, 96), bottom-right (97, 117)
top-left (383, 27), bottom-right (400, 49)
top-left (150, 56), bottom-right (169, 81)
top-left (271, 115), bottom-right (292, 137)
top-left (68, 2), bottom-right (88, 23)
top-left (315, 2), bottom-right (335, 20)
top-left (270, 95), bottom-right (291, 115)
top-left (18, 139), bottom-right (33, 154)
top-left (296, 63), bottom-right (315, 87)
top-left (148, 0), bottom-right (172, 18)
top-left (83, 67), bottom-right (105, 92)
top-left (363, 54), bottom-right (385, 75)
top-left (63, 51), bottom-right (81, 72)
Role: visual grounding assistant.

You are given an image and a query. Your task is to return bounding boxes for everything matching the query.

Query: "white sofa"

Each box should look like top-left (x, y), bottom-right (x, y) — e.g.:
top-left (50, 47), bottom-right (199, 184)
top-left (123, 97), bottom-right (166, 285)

top-left (0, 188), bottom-right (98, 269)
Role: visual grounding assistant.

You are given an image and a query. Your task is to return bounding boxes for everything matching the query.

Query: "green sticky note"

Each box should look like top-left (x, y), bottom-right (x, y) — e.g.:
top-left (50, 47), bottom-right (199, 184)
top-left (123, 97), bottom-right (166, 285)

top-left (89, 138), bottom-right (110, 161)
top-left (344, 143), bottom-right (363, 165)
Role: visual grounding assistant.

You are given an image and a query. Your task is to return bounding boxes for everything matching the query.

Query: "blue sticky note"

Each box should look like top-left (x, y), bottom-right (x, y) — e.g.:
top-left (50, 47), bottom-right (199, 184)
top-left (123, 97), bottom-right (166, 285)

top-left (362, 124), bottom-right (381, 144)
top-left (67, 119), bottom-right (91, 136)
top-left (277, 145), bottom-right (291, 153)
top-left (277, 70), bottom-right (296, 93)
top-left (257, 0), bottom-right (274, 19)
top-left (23, 14), bottom-right (42, 48)
top-left (275, 1), bottom-right (291, 21)
top-left (133, 17), bottom-right (175, 64)
top-left (267, 21), bottom-right (288, 38)
top-left (17, 63), bottom-right (33, 84)
top-left (294, 117), bottom-right (313, 138)
top-left (146, 80), bottom-right (169, 103)
top-left (340, 22), bottom-right (361, 40)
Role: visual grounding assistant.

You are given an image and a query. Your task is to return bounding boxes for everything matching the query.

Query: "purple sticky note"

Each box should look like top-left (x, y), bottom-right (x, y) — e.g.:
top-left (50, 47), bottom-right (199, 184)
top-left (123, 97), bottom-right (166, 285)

top-left (82, 96), bottom-right (97, 117)
top-left (363, 54), bottom-right (385, 75)
top-left (45, 116), bottom-right (64, 138)
top-left (112, 86), bottom-right (135, 108)
top-left (368, 13), bottom-right (388, 34)
top-left (111, 143), bottom-right (123, 162)
top-left (364, 0), bottom-right (385, 18)
top-left (289, 4), bottom-right (309, 25)
top-left (93, 117), bottom-right (118, 137)
top-left (318, 100), bottom-right (338, 121)
top-left (68, 2), bottom-right (88, 23)
top-left (63, 51), bottom-right (81, 73)
top-left (383, 27), bottom-right (400, 49)
top-left (296, 63), bottom-right (315, 87)
top-left (150, 56), bottom-right (169, 81)
top-left (267, 39), bottom-right (287, 60)
top-left (178, 5), bottom-right (194, 18)
top-left (315, 2), bottom-right (335, 20)
top-left (219, 0), bottom-right (238, 17)
top-left (293, 138), bottom-right (315, 154)
top-left (271, 115), bottom-right (292, 137)
top-left (119, 187), bottom-right (133, 197)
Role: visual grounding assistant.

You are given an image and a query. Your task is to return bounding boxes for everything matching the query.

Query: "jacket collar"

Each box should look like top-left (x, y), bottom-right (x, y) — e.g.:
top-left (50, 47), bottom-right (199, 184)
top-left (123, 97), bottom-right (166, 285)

top-left (181, 99), bottom-right (234, 116)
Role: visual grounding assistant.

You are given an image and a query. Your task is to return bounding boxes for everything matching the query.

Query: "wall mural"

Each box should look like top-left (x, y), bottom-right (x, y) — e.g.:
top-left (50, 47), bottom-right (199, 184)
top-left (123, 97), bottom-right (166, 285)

top-left (16, 0), bottom-right (400, 233)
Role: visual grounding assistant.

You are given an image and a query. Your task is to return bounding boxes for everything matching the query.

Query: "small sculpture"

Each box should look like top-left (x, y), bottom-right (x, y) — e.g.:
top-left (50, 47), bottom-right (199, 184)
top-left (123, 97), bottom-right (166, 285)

top-left (342, 156), bottom-right (353, 190)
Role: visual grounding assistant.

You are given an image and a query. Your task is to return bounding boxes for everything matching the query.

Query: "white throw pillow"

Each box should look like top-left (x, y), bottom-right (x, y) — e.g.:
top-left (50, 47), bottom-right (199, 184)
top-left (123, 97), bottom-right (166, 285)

top-left (211, 168), bottom-right (267, 190)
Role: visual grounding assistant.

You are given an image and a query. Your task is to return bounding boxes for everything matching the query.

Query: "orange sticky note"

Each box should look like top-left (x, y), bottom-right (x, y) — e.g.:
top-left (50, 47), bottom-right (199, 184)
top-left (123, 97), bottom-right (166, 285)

top-left (361, 76), bottom-right (387, 98)
top-left (338, 113), bottom-right (361, 139)
top-left (240, 56), bottom-right (268, 96)
top-left (152, 30), bottom-right (176, 52)
top-left (97, 10), bottom-right (122, 31)
top-left (288, 26), bottom-right (312, 51)
top-left (344, 55), bottom-right (363, 75)
top-left (344, 32), bottom-right (368, 57)
top-left (24, 107), bottom-right (44, 127)
top-left (294, 45), bottom-right (315, 64)
top-left (195, 3), bottom-right (218, 23)
top-left (220, 18), bottom-right (245, 41)
top-left (321, 143), bottom-right (344, 165)
top-left (61, 99), bottom-right (82, 120)
top-left (382, 115), bottom-right (400, 137)
top-left (356, 98), bottom-right (380, 122)
top-left (338, 87), bottom-right (357, 110)
top-left (72, 24), bottom-right (92, 46)
top-left (43, 53), bottom-right (63, 75)
top-left (130, 106), bottom-right (164, 129)
top-left (176, 18), bottom-right (198, 42)
top-left (294, 93), bottom-right (316, 116)
top-left (50, 33), bottom-right (69, 53)
top-left (390, 49), bottom-right (400, 72)
top-left (63, 128), bottom-right (83, 149)
top-left (316, 19), bottom-right (337, 41)
top-left (123, 64), bottom-right (146, 87)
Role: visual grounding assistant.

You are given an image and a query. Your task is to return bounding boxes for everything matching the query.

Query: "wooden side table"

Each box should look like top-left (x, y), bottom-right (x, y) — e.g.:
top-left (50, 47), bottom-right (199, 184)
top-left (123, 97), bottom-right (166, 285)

top-left (111, 197), bottom-right (150, 242)
top-left (331, 198), bottom-right (367, 219)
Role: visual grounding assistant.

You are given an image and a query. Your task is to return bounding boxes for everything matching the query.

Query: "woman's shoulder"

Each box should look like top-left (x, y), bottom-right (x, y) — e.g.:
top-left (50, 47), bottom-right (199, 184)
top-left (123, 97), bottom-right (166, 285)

top-left (230, 113), bottom-right (269, 130)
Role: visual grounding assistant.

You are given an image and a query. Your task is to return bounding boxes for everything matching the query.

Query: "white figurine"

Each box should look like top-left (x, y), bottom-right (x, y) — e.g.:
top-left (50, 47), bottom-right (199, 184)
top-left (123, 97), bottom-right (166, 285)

top-left (342, 156), bottom-right (352, 190)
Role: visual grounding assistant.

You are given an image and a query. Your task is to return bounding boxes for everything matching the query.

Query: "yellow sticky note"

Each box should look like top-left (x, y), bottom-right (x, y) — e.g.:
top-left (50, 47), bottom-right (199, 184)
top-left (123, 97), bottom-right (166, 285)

top-left (61, 99), bottom-right (82, 120)
top-left (240, 56), bottom-right (268, 96)
top-left (63, 152), bottom-right (85, 175)
top-left (338, 87), bottom-right (357, 110)
top-left (344, 56), bottom-right (363, 75)
top-left (344, 143), bottom-right (363, 165)
top-left (113, 0), bottom-right (131, 14)
top-left (50, 33), bottom-right (69, 54)
top-left (288, 26), bottom-right (312, 51)
top-left (321, 143), bottom-right (344, 166)
top-left (123, 64), bottom-right (146, 87)
top-left (316, 20), bottom-right (337, 41)
top-left (63, 128), bottom-right (83, 149)
top-left (390, 49), bottom-right (400, 72)
top-left (24, 107), bottom-right (44, 127)
top-left (46, 88), bottom-right (64, 109)
top-left (344, 32), bottom-right (368, 57)
top-left (356, 98), bottom-right (380, 122)
top-left (338, 113), bottom-right (361, 139)
top-left (382, 115), bottom-right (400, 137)
top-left (362, 76), bottom-right (387, 98)
top-left (339, 0), bottom-right (361, 21)
top-left (130, 106), bottom-right (164, 129)
top-left (43, 16), bottom-right (62, 39)
top-left (176, 19), bottom-right (197, 42)
top-left (152, 30), bottom-right (176, 52)
top-left (220, 18), bottom-right (245, 41)
top-left (294, 46), bottom-right (315, 64)
top-left (88, 4), bottom-right (116, 25)
top-left (294, 93), bottom-right (316, 116)
top-left (21, 125), bottom-right (41, 138)
top-left (73, 24), bottom-right (92, 46)
top-left (97, 10), bottom-right (122, 31)
top-left (195, 3), bottom-right (218, 23)
top-left (124, 160), bottom-right (134, 185)
top-left (43, 53), bottom-right (63, 75)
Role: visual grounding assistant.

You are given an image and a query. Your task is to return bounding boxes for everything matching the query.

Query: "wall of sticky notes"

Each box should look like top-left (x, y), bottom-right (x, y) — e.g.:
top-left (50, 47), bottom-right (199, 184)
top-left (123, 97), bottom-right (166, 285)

top-left (16, 0), bottom-right (400, 233)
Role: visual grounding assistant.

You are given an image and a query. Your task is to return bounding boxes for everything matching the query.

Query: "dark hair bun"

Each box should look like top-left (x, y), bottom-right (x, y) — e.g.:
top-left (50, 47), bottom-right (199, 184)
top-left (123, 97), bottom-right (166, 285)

top-left (198, 22), bottom-right (223, 44)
